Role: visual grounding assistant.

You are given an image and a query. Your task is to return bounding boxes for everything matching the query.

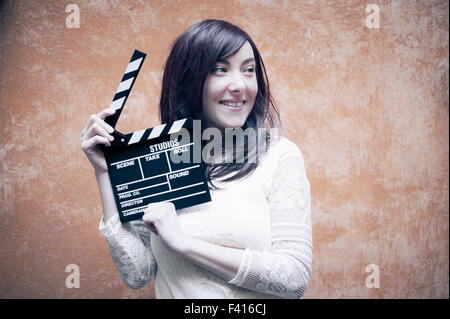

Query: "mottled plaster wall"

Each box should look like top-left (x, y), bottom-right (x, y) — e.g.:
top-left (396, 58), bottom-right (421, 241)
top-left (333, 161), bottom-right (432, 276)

top-left (0, 0), bottom-right (448, 298)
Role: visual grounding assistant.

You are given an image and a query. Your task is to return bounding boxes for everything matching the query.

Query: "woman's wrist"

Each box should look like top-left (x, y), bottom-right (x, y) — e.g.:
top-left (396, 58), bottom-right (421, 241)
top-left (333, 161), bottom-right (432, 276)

top-left (94, 169), bottom-right (109, 179)
top-left (94, 169), bottom-right (118, 223)
top-left (169, 234), bottom-right (242, 281)
top-left (168, 233), bottom-right (194, 255)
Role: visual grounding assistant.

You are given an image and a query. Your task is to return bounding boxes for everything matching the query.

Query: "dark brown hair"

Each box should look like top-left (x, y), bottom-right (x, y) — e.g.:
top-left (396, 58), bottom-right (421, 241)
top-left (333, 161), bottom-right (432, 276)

top-left (159, 19), bottom-right (281, 189)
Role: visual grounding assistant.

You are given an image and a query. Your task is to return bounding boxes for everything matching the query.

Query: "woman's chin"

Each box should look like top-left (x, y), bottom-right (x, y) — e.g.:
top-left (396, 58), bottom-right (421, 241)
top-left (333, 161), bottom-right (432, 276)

top-left (223, 122), bottom-right (245, 129)
top-left (220, 116), bottom-right (247, 129)
top-left (205, 117), bottom-right (246, 130)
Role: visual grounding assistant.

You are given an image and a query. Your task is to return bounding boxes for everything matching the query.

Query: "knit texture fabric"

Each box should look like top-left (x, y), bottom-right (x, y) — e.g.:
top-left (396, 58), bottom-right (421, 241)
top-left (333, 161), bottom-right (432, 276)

top-left (99, 136), bottom-right (312, 299)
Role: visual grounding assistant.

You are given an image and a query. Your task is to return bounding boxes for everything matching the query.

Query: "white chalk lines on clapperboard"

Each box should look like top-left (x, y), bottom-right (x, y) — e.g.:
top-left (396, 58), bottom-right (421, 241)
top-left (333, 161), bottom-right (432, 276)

top-left (108, 117), bottom-right (207, 215)
top-left (110, 139), bottom-right (207, 215)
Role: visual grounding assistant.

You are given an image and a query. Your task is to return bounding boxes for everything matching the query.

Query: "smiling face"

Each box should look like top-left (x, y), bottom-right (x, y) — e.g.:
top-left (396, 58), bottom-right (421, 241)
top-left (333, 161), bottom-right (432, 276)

top-left (202, 41), bottom-right (258, 130)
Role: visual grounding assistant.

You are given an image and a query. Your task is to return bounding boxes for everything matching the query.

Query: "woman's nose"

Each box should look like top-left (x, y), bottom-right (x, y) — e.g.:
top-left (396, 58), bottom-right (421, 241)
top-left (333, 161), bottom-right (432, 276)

top-left (227, 72), bottom-right (245, 93)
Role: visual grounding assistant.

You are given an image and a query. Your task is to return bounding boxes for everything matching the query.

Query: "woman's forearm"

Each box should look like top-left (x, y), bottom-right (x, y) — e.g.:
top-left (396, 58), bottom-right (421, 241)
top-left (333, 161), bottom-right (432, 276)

top-left (173, 236), bottom-right (244, 282)
top-left (95, 171), bottom-right (118, 223)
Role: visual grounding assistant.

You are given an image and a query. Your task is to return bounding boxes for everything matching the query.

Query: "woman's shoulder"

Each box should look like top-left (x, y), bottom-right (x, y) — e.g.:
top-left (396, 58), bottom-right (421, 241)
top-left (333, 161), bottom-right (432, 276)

top-left (252, 135), bottom-right (307, 192)
top-left (266, 135), bottom-right (305, 161)
top-left (254, 135), bottom-right (305, 175)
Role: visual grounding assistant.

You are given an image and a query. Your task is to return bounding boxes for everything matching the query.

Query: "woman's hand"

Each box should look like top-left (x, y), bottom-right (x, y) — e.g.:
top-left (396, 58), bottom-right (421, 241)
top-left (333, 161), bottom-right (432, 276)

top-left (142, 202), bottom-right (189, 253)
top-left (81, 108), bottom-right (116, 174)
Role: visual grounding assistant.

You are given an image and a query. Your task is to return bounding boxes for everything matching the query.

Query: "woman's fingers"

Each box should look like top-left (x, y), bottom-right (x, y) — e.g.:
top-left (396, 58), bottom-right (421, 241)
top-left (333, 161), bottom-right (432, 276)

top-left (81, 116), bottom-right (115, 142)
top-left (143, 202), bottom-right (174, 218)
top-left (146, 223), bottom-right (159, 235)
top-left (81, 135), bottom-right (111, 153)
top-left (142, 202), bottom-right (176, 226)
top-left (142, 203), bottom-right (168, 224)
top-left (81, 108), bottom-right (115, 138)
top-left (142, 206), bottom-right (160, 223)
top-left (98, 107), bottom-right (116, 120)
top-left (83, 122), bottom-right (114, 142)
top-left (142, 208), bottom-right (160, 235)
top-left (79, 108), bottom-right (115, 173)
top-left (142, 202), bottom-right (181, 251)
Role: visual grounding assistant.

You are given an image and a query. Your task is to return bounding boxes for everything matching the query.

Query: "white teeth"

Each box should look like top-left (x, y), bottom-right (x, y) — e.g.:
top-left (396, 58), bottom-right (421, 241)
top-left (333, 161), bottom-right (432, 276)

top-left (220, 101), bottom-right (245, 107)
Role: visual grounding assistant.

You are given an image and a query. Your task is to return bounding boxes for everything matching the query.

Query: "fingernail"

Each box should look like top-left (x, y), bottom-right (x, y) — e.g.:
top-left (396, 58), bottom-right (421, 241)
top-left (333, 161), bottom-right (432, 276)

top-left (107, 126), bottom-right (114, 133)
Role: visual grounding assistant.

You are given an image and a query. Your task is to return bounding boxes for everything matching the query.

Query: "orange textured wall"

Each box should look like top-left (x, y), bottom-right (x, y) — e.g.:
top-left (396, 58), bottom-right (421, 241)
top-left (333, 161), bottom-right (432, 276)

top-left (0, 0), bottom-right (448, 298)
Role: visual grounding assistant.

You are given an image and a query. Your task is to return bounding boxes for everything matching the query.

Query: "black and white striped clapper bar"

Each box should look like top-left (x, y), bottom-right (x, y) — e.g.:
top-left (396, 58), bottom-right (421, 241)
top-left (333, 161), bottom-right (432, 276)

top-left (102, 50), bottom-right (211, 223)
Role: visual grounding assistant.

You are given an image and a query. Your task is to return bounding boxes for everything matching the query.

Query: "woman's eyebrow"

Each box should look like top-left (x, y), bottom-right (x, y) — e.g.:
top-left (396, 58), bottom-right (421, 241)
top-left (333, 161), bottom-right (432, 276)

top-left (217, 57), bottom-right (255, 65)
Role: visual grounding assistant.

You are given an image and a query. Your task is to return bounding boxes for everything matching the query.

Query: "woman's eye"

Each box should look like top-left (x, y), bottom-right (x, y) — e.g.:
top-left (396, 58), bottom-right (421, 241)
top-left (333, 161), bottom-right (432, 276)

top-left (213, 67), bottom-right (227, 73)
top-left (212, 66), bottom-right (255, 74)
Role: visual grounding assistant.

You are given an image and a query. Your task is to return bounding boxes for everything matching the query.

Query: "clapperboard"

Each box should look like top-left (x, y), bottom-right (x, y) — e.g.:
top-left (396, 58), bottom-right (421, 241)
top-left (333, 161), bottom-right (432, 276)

top-left (102, 50), bottom-right (211, 223)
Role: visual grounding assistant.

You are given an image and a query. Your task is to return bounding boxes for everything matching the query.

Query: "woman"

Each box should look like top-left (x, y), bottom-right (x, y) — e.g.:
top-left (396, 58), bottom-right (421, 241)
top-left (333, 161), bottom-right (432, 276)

top-left (81, 19), bottom-right (312, 299)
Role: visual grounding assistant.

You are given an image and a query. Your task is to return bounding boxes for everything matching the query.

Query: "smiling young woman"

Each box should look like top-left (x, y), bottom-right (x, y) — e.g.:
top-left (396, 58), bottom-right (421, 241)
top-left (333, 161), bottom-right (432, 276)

top-left (202, 41), bottom-right (258, 130)
top-left (158, 20), bottom-right (281, 187)
top-left (81, 19), bottom-right (312, 299)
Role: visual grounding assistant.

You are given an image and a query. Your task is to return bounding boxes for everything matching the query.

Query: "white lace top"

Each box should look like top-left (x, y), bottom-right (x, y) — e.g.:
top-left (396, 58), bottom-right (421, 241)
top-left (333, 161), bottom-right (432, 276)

top-left (99, 136), bottom-right (312, 299)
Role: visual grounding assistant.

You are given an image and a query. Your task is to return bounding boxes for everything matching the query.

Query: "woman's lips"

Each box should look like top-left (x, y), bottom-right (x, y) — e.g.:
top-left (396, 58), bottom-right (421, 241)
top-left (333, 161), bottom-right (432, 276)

top-left (219, 100), bottom-right (246, 111)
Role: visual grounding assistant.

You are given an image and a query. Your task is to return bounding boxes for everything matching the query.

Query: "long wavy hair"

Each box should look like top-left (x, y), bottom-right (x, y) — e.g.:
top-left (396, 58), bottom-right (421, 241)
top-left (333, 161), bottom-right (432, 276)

top-left (159, 19), bottom-right (281, 189)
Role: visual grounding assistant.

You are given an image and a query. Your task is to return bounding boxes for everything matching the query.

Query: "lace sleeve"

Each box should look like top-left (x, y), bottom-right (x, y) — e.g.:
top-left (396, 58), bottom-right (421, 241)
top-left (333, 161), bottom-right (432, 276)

top-left (228, 140), bottom-right (312, 298)
top-left (99, 213), bottom-right (156, 289)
